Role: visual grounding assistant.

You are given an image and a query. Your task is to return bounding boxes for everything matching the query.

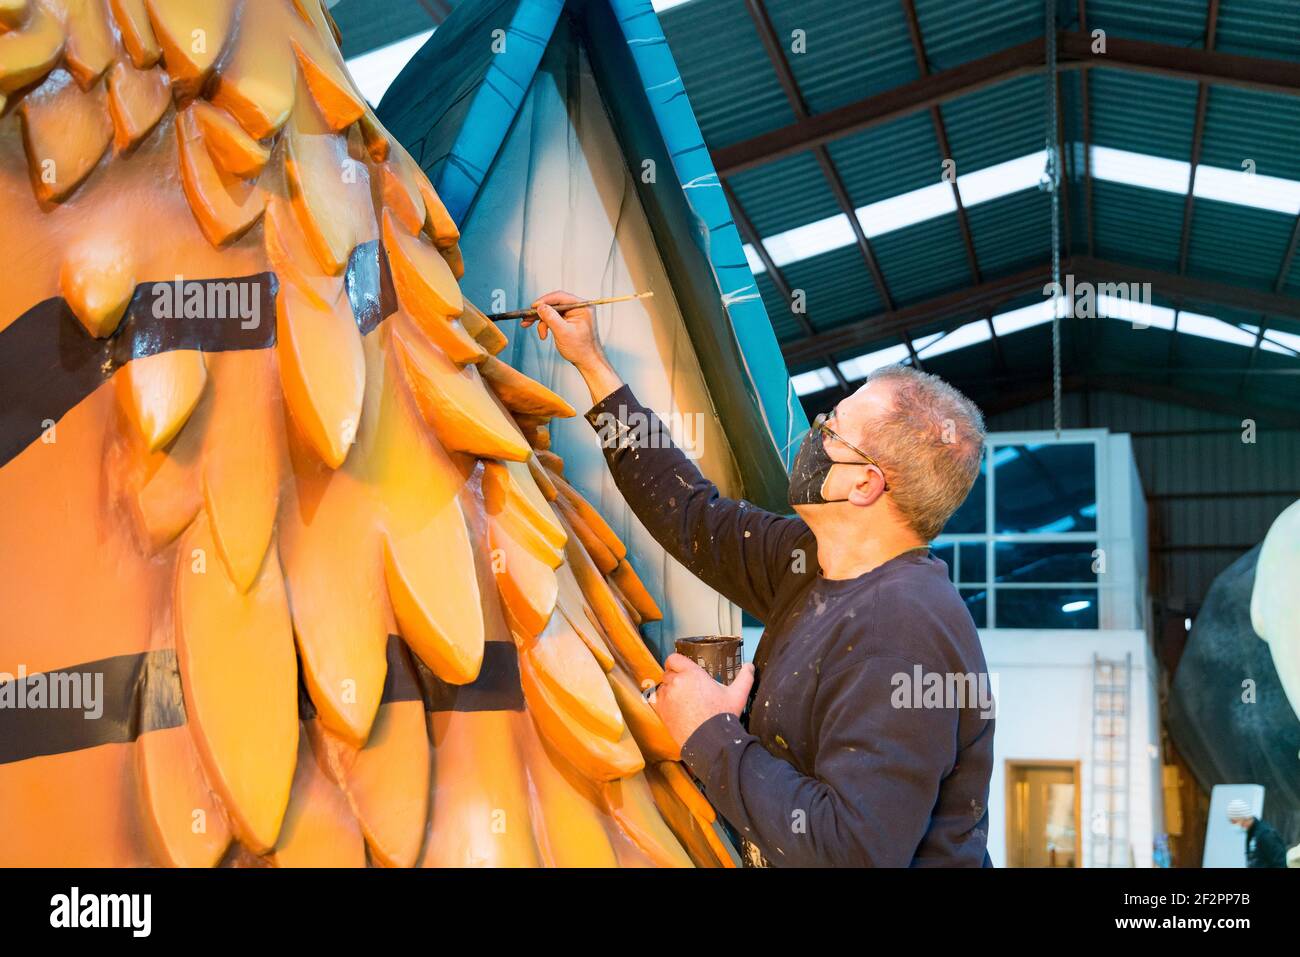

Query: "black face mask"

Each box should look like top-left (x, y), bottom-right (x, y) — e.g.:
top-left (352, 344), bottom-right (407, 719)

top-left (787, 427), bottom-right (861, 507)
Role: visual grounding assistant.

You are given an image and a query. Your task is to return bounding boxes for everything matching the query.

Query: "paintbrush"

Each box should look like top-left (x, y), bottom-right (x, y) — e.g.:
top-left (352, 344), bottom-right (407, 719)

top-left (486, 291), bottom-right (654, 322)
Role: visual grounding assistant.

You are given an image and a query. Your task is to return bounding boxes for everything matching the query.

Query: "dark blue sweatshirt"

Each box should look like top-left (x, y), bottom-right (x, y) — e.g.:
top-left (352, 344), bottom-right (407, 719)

top-left (587, 385), bottom-right (995, 867)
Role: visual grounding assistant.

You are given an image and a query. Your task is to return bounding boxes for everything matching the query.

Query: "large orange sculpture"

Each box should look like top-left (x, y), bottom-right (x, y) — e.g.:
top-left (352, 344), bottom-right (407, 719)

top-left (0, 0), bottom-right (735, 867)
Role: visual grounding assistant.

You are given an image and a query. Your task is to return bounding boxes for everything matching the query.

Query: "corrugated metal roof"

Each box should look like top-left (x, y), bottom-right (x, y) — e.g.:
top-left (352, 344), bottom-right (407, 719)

top-left (1200, 86), bottom-right (1300, 179)
top-left (1087, 0), bottom-right (1210, 44)
top-left (941, 73), bottom-right (1047, 171)
top-left (642, 1), bottom-right (1300, 412)
top-left (1187, 199), bottom-right (1295, 288)
top-left (1215, 0), bottom-right (1300, 61)
top-left (764, 0), bottom-right (921, 113)
top-left (726, 151), bottom-right (839, 237)
top-left (967, 188), bottom-right (1054, 274)
top-left (781, 244), bottom-right (886, 333)
top-left (826, 112), bottom-right (943, 207)
top-left (826, 111), bottom-right (951, 209)
top-left (657, 0), bottom-right (795, 148)
top-left (871, 215), bottom-right (972, 303)
top-left (913, 0), bottom-right (1046, 70)
top-left (1092, 180), bottom-right (1186, 270)
top-left (1088, 68), bottom-right (1200, 160)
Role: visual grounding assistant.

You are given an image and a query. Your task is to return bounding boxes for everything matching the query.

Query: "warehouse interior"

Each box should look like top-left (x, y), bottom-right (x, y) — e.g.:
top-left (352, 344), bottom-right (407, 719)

top-left (330, 0), bottom-right (1300, 866)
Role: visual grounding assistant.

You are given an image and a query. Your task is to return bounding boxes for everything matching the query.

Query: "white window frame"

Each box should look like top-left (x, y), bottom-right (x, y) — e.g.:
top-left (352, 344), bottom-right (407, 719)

top-left (937, 429), bottom-right (1110, 629)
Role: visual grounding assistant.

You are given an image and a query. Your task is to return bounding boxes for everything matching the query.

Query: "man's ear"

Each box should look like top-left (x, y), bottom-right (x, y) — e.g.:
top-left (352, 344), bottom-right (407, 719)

top-left (847, 466), bottom-right (887, 507)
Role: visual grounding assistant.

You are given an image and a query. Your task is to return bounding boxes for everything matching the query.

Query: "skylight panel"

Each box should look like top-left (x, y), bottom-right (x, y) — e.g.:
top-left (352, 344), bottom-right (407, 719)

top-left (1263, 328), bottom-right (1300, 355)
top-left (345, 30), bottom-right (436, 106)
top-left (1194, 164), bottom-right (1300, 215)
top-left (857, 181), bottom-right (956, 237)
top-left (1241, 325), bottom-right (1293, 355)
top-left (956, 151), bottom-right (1048, 208)
top-left (992, 298), bottom-right (1057, 336)
top-left (1176, 311), bottom-right (1260, 348)
top-left (791, 367), bottom-right (840, 396)
top-left (1097, 294), bottom-right (1175, 330)
top-left (762, 214), bottom-right (856, 268)
top-left (1090, 145), bottom-right (1190, 195)
top-left (742, 244), bottom-right (766, 275)
top-left (839, 343), bottom-right (911, 381)
top-left (919, 319), bottom-right (992, 358)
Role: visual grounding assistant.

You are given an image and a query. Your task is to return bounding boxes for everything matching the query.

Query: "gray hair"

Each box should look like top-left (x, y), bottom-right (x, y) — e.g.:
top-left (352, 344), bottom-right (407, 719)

top-left (861, 365), bottom-right (985, 542)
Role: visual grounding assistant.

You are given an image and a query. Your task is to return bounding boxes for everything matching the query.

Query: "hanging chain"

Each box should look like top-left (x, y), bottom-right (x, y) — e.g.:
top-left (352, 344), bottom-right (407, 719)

top-left (1047, 0), bottom-right (1063, 438)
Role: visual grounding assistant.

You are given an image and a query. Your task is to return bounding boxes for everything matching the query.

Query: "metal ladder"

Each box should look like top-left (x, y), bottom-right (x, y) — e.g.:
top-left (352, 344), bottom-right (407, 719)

top-left (1089, 653), bottom-right (1132, 867)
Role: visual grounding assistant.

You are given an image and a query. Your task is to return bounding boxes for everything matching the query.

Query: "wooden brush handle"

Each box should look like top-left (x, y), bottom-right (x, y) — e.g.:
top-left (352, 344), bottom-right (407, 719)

top-left (487, 291), bottom-right (654, 322)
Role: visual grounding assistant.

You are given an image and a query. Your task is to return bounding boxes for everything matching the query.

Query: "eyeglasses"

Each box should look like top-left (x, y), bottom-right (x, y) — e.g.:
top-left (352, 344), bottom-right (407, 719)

top-left (811, 411), bottom-right (889, 491)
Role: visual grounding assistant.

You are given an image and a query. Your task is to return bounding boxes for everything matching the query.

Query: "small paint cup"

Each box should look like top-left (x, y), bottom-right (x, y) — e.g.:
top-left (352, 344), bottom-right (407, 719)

top-left (674, 635), bottom-right (743, 685)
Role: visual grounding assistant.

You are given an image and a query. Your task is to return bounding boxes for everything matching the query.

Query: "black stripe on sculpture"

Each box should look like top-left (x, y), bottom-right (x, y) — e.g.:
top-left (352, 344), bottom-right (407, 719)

top-left (412, 641), bottom-right (526, 714)
top-left (1, 637), bottom-right (524, 764)
top-left (0, 649), bottom-right (187, 765)
top-left (297, 635), bottom-right (427, 721)
top-left (0, 240), bottom-right (397, 470)
top-left (0, 276), bottom-right (276, 469)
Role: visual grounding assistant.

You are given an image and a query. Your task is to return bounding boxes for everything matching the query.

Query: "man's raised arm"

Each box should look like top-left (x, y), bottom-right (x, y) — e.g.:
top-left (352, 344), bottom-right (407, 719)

top-left (526, 291), bottom-right (807, 622)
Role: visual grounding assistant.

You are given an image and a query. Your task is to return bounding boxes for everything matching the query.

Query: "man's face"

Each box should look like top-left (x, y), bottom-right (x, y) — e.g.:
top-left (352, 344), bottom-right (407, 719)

top-left (814, 379), bottom-right (894, 504)
top-left (1230, 816), bottom-right (1254, 831)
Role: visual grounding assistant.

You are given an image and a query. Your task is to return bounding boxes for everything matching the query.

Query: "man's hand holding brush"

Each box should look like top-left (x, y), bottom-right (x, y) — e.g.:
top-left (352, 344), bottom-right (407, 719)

top-left (523, 290), bottom-right (625, 406)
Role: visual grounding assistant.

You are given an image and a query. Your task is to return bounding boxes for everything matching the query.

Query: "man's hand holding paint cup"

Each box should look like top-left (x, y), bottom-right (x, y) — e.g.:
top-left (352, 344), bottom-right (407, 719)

top-left (645, 636), bottom-right (755, 747)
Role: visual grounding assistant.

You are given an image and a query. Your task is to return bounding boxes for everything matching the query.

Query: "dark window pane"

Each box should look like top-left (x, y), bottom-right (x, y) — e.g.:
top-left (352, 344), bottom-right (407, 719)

top-left (932, 543), bottom-right (955, 581)
top-left (995, 588), bottom-right (1099, 628)
top-left (993, 443), bottom-right (1097, 534)
top-left (960, 588), bottom-right (988, 628)
top-left (995, 541), bottom-right (1098, 583)
top-left (959, 543), bottom-right (987, 584)
top-left (943, 450), bottom-right (986, 534)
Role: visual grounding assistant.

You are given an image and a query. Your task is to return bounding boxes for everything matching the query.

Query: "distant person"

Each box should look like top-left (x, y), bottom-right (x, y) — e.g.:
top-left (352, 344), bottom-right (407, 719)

top-left (1226, 798), bottom-right (1288, 868)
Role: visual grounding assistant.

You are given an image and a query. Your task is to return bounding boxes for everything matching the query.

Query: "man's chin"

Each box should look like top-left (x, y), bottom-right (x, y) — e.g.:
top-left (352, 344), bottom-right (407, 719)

top-left (790, 500), bottom-right (829, 521)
